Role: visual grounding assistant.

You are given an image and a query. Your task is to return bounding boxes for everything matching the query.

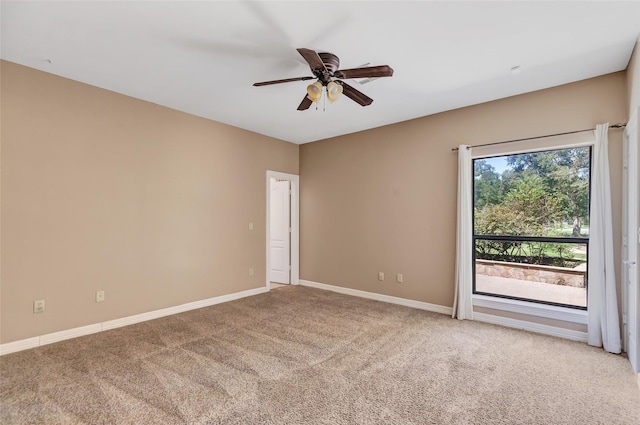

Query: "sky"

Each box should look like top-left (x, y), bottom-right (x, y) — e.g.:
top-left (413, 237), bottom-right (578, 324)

top-left (483, 156), bottom-right (510, 175)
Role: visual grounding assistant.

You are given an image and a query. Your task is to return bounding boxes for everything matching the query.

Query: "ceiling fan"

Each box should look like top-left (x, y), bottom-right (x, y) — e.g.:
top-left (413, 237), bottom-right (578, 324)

top-left (253, 48), bottom-right (394, 110)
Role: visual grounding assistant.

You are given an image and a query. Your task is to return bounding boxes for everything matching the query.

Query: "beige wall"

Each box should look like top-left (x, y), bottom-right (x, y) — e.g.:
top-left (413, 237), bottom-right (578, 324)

top-left (300, 72), bottom-right (627, 321)
top-left (1, 58), bottom-right (633, 345)
top-left (0, 61), bottom-right (299, 343)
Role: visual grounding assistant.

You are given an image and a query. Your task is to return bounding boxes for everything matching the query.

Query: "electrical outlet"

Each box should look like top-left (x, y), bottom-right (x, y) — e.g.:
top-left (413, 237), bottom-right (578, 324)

top-left (96, 290), bottom-right (105, 303)
top-left (248, 222), bottom-right (254, 231)
top-left (33, 299), bottom-right (45, 314)
top-left (378, 272), bottom-right (384, 281)
top-left (249, 267), bottom-right (254, 276)
top-left (396, 274), bottom-right (403, 283)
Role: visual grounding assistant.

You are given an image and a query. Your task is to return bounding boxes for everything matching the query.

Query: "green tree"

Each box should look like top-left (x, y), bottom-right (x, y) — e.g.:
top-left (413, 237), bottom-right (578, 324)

top-left (505, 147), bottom-right (589, 236)
top-left (548, 149), bottom-right (590, 236)
top-left (474, 173), bottom-right (569, 264)
top-left (475, 174), bottom-right (562, 237)
top-left (474, 160), bottom-right (504, 209)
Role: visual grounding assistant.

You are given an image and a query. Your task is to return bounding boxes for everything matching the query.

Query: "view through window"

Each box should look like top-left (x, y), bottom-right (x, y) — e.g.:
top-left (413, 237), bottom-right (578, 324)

top-left (473, 147), bottom-right (591, 309)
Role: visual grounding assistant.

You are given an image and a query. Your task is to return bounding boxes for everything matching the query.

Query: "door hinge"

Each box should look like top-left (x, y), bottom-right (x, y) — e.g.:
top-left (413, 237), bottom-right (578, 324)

top-left (623, 313), bottom-right (628, 325)
top-left (289, 227), bottom-right (292, 233)
top-left (288, 265), bottom-right (292, 271)
top-left (289, 189), bottom-right (292, 195)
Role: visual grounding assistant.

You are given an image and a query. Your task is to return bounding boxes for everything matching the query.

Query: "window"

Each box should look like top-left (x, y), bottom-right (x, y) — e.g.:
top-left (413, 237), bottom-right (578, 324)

top-left (473, 147), bottom-right (591, 309)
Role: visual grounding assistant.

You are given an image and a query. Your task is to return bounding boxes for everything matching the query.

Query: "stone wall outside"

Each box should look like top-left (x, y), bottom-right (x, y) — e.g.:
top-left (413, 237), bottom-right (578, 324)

top-left (475, 259), bottom-right (586, 288)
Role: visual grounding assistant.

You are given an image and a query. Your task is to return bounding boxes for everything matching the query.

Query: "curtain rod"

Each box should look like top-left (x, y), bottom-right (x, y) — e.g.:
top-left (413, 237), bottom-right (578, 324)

top-left (450, 122), bottom-right (627, 152)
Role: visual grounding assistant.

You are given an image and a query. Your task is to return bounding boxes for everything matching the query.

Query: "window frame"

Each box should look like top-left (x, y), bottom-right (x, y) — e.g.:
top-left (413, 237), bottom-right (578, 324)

top-left (471, 145), bottom-right (592, 312)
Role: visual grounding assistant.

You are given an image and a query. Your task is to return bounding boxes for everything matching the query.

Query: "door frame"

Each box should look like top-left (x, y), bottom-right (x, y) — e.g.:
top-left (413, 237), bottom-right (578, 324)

top-left (622, 112), bottom-right (639, 374)
top-left (266, 171), bottom-right (299, 289)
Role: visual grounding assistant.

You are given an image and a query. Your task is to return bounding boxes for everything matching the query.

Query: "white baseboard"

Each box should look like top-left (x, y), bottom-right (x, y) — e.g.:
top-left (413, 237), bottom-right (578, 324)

top-left (2, 282), bottom-right (591, 355)
top-left (0, 337), bottom-right (40, 355)
top-left (0, 287), bottom-right (268, 356)
top-left (40, 324), bottom-right (103, 346)
top-left (299, 279), bottom-right (453, 316)
top-left (300, 279), bottom-right (589, 343)
top-left (101, 287), bottom-right (267, 331)
top-left (473, 312), bottom-right (588, 342)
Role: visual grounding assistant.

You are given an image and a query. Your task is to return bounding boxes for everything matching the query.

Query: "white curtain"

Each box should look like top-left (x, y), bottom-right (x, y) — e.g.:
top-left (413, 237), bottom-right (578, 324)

top-left (453, 145), bottom-right (473, 320)
top-left (588, 123), bottom-right (621, 353)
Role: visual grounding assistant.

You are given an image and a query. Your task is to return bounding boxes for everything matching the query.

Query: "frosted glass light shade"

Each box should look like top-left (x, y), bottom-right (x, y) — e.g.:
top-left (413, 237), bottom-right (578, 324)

top-left (327, 82), bottom-right (343, 103)
top-left (306, 82), bottom-right (323, 103)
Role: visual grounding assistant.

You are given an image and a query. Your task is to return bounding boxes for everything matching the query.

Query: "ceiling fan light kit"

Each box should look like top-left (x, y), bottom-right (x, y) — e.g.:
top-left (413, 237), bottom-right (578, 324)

top-left (306, 81), bottom-right (323, 103)
top-left (253, 48), bottom-right (394, 111)
top-left (326, 81), bottom-right (342, 104)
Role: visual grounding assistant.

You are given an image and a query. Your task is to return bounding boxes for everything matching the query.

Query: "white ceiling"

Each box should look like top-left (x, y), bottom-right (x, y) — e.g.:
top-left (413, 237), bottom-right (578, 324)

top-left (2, 1), bottom-right (639, 144)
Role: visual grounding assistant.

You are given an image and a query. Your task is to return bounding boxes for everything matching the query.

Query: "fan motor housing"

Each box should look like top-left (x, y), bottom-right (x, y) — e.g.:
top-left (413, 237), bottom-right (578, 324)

top-left (318, 52), bottom-right (340, 73)
top-left (314, 52), bottom-right (340, 83)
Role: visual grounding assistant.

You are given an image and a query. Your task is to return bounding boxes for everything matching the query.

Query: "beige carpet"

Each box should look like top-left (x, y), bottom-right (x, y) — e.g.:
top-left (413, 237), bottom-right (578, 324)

top-left (1, 286), bottom-right (639, 424)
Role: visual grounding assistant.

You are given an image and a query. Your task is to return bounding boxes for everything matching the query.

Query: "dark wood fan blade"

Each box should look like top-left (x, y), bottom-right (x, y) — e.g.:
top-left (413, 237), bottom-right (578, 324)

top-left (334, 65), bottom-right (394, 80)
top-left (297, 95), bottom-right (313, 111)
top-left (297, 48), bottom-right (328, 72)
top-left (253, 76), bottom-right (314, 86)
top-left (336, 81), bottom-right (373, 106)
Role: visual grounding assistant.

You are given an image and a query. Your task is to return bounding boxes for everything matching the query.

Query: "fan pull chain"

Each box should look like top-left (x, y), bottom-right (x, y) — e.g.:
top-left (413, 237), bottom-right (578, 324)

top-left (323, 86), bottom-right (326, 112)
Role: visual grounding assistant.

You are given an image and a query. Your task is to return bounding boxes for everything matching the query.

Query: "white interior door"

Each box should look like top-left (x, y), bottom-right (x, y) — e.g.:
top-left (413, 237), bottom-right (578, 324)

top-left (269, 179), bottom-right (291, 284)
top-left (623, 114), bottom-right (639, 373)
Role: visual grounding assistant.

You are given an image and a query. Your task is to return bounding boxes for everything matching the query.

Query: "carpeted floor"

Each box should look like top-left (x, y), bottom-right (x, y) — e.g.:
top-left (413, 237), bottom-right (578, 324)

top-left (1, 285), bottom-right (639, 424)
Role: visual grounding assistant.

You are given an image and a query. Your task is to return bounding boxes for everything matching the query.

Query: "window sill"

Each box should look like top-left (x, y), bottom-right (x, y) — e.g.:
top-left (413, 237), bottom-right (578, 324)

top-left (472, 294), bottom-right (588, 324)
